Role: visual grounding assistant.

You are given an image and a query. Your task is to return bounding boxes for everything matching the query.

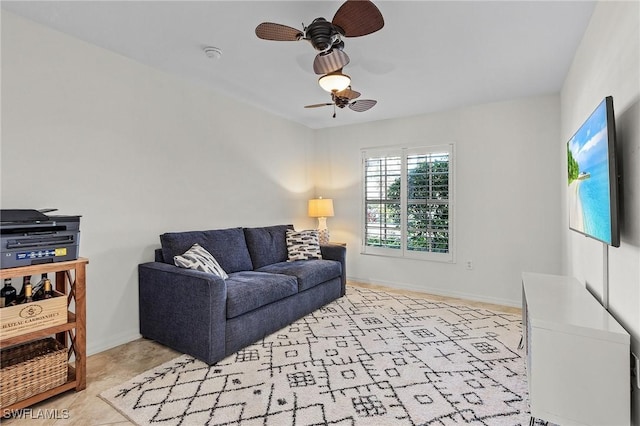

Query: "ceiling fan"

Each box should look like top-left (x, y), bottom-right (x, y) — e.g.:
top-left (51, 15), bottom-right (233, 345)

top-left (255, 0), bottom-right (384, 75)
top-left (305, 87), bottom-right (377, 118)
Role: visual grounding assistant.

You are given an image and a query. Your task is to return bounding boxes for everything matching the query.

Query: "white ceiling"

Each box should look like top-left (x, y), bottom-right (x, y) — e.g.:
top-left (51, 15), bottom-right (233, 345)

top-left (2, 1), bottom-right (596, 130)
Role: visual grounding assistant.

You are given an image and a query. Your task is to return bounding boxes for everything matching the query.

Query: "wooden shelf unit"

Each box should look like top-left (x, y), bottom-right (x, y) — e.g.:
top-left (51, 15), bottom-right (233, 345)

top-left (0, 258), bottom-right (88, 411)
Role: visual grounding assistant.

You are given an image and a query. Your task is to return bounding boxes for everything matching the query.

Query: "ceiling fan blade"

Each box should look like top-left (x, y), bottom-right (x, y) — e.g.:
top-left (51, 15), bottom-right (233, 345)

top-left (304, 103), bottom-right (333, 109)
top-left (335, 87), bottom-right (360, 100)
top-left (332, 0), bottom-right (385, 37)
top-left (313, 50), bottom-right (350, 75)
top-left (349, 99), bottom-right (377, 112)
top-left (255, 22), bottom-right (303, 41)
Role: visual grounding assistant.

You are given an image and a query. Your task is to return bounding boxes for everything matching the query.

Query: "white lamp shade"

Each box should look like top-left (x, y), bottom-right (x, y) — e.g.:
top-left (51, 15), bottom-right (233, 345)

top-left (318, 72), bottom-right (351, 93)
top-left (308, 198), bottom-right (334, 218)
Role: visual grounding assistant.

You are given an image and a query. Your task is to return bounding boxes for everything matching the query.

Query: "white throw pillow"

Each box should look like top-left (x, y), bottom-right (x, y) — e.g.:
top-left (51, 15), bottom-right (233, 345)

top-left (286, 229), bottom-right (322, 261)
top-left (174, 243), bottom-right (229, 279)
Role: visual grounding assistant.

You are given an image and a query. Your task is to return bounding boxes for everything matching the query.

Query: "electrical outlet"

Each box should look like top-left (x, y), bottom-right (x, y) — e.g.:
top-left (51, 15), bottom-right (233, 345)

top-left (465, 260), bottom-right (473, 270)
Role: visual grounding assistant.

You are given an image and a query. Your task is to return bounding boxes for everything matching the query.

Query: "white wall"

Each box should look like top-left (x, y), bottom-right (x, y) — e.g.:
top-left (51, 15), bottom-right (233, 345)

top-left (7, 9), bottom-right (635, 413)
top-left (1, 12), bottom-right (316, 355)
top-left (314, 95), bottom-right (562, 306)
top-left (560, 1), bottom-right (640, 423)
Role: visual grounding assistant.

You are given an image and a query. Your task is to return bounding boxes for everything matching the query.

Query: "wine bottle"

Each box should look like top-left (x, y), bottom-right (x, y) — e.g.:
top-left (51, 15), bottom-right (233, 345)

top-left (15, 276), bottom-right (30, 305)
top-left (43, 277), bottom-right (53, 299)
top-left (33, 273), bottom-right (48, 300)
top-left (1, 278), bottom-right (17, 308)
top-left (23, 279), bottom-right (33, 304)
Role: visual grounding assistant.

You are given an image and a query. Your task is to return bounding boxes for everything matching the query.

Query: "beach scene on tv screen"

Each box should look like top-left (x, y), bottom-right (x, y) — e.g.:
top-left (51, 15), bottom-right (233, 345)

top-left (567, 100), bottom-right (612, 244)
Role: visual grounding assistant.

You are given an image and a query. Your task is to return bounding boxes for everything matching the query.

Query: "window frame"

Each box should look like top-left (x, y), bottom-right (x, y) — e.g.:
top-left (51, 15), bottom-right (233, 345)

top-left (361, 144), bottom-right (455, 263)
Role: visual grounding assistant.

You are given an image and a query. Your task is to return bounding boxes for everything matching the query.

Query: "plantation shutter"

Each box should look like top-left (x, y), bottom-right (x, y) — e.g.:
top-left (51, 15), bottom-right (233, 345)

top-left (362, 145), bottom-right (454, 262)
top-left (364, 154), bottom-right (402, 250)
top-left (406, 149), bottom-right (450, 254)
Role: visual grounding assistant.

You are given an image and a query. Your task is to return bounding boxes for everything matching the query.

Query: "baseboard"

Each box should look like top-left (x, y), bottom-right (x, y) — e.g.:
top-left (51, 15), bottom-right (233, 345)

top-left (347, 275), bottom-right (521, 309)
top-left (87, 329), bottom-right (141, 357)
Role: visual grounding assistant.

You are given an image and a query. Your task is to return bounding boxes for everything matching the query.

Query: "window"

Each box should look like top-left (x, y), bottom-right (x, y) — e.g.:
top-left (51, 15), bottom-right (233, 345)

top-left (362, 145), bottom-right (454, 262)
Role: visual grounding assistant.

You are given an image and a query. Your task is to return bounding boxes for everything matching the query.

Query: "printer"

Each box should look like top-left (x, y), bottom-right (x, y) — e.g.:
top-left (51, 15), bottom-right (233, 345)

top-left (1, 209), bottom-right (81, 269)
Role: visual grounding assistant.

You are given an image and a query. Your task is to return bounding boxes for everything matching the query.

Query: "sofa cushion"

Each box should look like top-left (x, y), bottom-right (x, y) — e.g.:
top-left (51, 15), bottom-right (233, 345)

top-left (225, 271), bottom-right (298, 319)
top-left (286, 229), bottom-right (322, 261)
top-left (173, 243), bottom-right (229, 279)
top-left (160, 227), bottom-right (253, 273)
top-left (243, 225), bottom-right (292, 269)
top-left (257, 260), bottom-right (341, 292)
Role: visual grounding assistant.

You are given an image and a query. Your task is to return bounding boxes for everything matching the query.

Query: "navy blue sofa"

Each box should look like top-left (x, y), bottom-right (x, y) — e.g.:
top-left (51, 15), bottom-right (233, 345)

top-left (138, 224), bottom-right (346, 365)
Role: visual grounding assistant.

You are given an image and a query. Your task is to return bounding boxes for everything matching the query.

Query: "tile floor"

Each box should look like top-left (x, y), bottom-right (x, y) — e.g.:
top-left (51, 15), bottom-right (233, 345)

top-left (1, 282), bottom-right (521, 425)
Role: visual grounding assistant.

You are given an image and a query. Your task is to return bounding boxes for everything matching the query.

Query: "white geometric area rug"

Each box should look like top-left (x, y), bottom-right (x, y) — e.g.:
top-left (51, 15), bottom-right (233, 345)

top-left (101, 287), bottom-right (529, 425)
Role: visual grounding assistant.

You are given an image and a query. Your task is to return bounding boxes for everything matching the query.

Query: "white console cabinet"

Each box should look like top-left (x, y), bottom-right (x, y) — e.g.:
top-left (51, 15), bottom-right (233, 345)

top-left (522, 272), bottom-right (630, 426)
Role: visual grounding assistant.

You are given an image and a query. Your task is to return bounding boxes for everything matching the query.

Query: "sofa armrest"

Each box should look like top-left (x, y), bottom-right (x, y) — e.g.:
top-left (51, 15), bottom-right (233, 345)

top-left (320, 243), bottom-right (346, 296)
top-left (138, 262), bottom-right (227, 364)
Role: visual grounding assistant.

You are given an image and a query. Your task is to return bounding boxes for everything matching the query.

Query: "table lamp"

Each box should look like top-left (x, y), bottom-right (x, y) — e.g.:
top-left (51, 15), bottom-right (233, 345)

top-left (308, 197), bottom-right (334, 245)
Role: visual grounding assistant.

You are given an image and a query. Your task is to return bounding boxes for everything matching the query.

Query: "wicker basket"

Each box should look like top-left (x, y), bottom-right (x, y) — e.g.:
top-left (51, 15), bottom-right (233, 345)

top-left (0, 338), bottom-right (68, 408)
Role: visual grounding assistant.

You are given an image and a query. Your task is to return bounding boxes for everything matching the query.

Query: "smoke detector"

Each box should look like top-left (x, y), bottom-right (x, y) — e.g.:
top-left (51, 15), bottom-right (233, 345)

top-left (203, 46), bottom-right (222, 59)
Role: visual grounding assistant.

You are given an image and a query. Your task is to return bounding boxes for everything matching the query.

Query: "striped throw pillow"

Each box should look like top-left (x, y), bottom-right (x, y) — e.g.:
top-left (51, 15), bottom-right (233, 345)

top-left (286, 229), bottom-right (322, 261)
top-left (174, 243), bottom-right (229, 279)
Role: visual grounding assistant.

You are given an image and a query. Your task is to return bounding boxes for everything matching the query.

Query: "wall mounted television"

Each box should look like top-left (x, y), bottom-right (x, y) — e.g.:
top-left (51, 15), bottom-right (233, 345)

top-left (567, 96), bottom-right (620, 247)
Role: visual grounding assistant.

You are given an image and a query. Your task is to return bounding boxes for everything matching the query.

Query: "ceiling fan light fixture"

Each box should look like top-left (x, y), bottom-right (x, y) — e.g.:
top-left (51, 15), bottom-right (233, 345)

top-left (318, 71), bottom-right (351, 93)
